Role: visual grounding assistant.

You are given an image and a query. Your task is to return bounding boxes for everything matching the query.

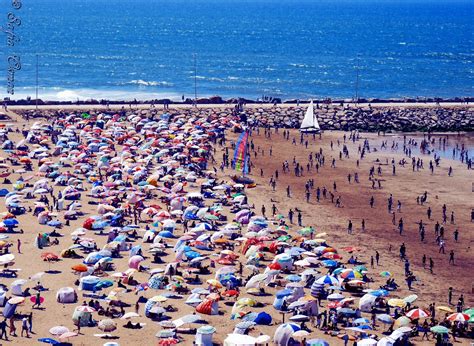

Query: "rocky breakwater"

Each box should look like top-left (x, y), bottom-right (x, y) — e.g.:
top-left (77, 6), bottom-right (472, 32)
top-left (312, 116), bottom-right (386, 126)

top-left (15, 104), bottom-right (474, 132)
top-left (246, 105), bottom-right (474, 132)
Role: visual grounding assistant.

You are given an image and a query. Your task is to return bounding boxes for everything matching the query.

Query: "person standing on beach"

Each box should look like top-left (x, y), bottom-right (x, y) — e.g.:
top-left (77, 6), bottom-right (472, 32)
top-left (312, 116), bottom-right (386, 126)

top-left (429, 257), bottom-right (434, 273)
top-left (375, 251), bottom-right (380, 265)
top-left (449, 250), bottom-right (455, 265)
top-left (448, 287), bottom-right (453, 305)
top-left (297, 212), bottom-right (302, 226)
top-left (347, 220), bottom-right (353, 234)
top-left (288, 209), bottom-right (294, 224)
top-left (17, 239), bottom-right (21, 253)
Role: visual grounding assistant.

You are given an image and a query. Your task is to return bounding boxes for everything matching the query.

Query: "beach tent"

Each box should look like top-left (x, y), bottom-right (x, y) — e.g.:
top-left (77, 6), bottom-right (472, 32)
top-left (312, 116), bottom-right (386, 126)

top-left (79, 276), bottom-right (100, 291)
top-left (11, 279), bottom-right (27, 296)
top-left (273, 323), bottom-right (301, 346)
top-left (224, 334), bottom-right (256, 346)
top-left (56, 287), bottom-right (77, 304)
top-left (2, 301), bottom-right (18, 318)
top-left (72, 306), bottom-right (93, 327)
top-left (195, 325), bottom-right (216, 346)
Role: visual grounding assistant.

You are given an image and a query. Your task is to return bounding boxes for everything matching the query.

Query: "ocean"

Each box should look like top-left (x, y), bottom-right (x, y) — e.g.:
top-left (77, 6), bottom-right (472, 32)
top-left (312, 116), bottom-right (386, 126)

top-left (1, 0), bottom-right (473, 101)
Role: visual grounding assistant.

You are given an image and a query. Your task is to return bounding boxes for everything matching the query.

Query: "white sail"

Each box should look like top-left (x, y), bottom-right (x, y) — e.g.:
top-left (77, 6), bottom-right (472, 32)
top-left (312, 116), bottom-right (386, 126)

top-left (299, 100), bottom-right (320, 133)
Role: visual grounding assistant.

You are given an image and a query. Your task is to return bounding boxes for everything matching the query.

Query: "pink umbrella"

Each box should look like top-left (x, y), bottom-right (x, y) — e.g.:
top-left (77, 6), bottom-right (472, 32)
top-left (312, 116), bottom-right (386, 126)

top-left (128, 255), bottom-right (144, 269)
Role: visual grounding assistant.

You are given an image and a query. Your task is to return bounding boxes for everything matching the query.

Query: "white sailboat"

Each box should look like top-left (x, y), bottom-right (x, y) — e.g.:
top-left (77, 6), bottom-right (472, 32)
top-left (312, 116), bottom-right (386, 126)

top-left (299, 100), bottom-right (321, 133)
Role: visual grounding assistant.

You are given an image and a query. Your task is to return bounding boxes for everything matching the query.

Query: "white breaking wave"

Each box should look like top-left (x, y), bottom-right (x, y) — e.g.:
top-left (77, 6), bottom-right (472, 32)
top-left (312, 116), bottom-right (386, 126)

top-left (5, 87), bottom-right (182, 101)
top-left (125, 79), bottom-right (174, 87)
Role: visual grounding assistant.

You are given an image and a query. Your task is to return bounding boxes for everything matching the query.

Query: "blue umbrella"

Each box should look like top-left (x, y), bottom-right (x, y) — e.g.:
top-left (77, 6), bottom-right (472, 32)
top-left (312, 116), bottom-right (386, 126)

top-left (321, 260), bottom-right (338, 267)
top-left (354, 317), bottom-right (370, 325)
top-left (369, 289), bottom-right (389, 297)
top-left (285, 274), bottom-right (302, 282)
top-left (3, 219), bottom-right (19, 227)
top-left (38, 338), bottom-right (60, 345)
top-left (47, 220), bottom-right (62, 227)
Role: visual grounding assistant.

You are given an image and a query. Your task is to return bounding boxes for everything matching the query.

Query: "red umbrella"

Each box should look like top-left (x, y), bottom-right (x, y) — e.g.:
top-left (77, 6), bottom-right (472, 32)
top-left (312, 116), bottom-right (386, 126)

top-left (222, 290), bottom-right (240, 297)
top-left (159, 338), bottom-right (178, 346)
top-left (41, 252), bottom-right (59, 261)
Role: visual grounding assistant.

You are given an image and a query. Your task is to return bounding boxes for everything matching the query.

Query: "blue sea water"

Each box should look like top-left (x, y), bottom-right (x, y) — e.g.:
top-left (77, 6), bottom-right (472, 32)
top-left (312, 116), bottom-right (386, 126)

top-left (1, 0), bottom-right (473, 101)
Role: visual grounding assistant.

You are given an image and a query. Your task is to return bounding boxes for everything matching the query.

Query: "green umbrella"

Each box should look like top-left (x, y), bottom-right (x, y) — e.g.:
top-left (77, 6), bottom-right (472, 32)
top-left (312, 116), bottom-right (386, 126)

top-left (464, 308), bottom-right (474, 316)
top-left (82, 112), bottom-right (90, 119)
top-left (354, 265), bottom-right (368, 273)
top-left (277, 235), bottom-right (291, 242)
top-left (298, 227), bottom-right (314, 235)
top-left (430, 325), bottom-right (449, 334)
top-left (204, 214), bottom-right (219, 220)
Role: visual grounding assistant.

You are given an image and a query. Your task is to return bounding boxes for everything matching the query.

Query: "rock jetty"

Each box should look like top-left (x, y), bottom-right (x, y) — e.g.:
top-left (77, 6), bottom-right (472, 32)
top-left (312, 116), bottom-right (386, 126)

top-left (14, 104), bottom-right (474, 132)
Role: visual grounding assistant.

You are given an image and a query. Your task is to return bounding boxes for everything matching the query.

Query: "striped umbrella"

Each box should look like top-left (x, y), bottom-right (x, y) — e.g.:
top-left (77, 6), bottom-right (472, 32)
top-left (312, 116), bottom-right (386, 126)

top-left (406, 308), bottom-right (430, 319)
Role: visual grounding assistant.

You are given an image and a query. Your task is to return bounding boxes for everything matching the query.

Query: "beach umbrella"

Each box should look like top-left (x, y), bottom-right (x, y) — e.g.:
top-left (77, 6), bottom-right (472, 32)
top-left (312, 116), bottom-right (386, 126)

top-left (315, 275), bottom-right (339, 285)
top-left (38, 338), bottom-right (60, 345)
top-left (72, 264), bottom-right (88, 272)
top-left (436, 306), bottom-right (454, 313)
top-left (430, 325), bottom-right (449, 334)
top-left (292, 330), bottom-right (309, 341)
top-left (255, 334), bottom-right (271, 344)
top-left (306, 339), bottom-right (330, 346)
top-left (387, 298), bottom-right (406, 308)
top-left (121, 312), bottom-right (140, 320)
top-left (406, 308), bottom-right (430, 319)
top-left (377, 314), bottom-right (393, 324)
top-left (357, 339), bottom-right (377, 346)
top-left (98, 319), bottom-right (117, 332)
top-left (59, 332), bottom-right (78, 341)
top-left (380, 271), bottom-right (391, 277)
top-left (289, 314), bottom-right (309, 322)
top-left (8, 297), bottom-right (25, 304)
top-left (353, 318), bottom-right (370, 325)
top-left (49, 326), bottom-right (70, 336)
top-left (403, 294), bottom-right (418, 304)
top-left (0, 253), bottom-right (14, 265)
top-left (446, 313), bottom-right (470, 322)
top-left (75, 305), bottom-right (96, 312)
top-left (394, 316), bottom-right (411, 328)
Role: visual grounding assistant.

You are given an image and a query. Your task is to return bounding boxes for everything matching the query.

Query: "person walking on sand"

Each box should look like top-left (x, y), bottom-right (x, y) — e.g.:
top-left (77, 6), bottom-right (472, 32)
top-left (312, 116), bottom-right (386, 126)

top-left (17, 239), bottom-right (21, 253)
top-left (0, 318), bottom-right (8, 341)
top-left (21, 317), bottom-right (29, 338)
top-left (448, 287), bottom-right (453, 305)
top-left (32, 292), bottom-right (41, 309)
top-left (297, 211), bottom-right (302, 227)
top-left (375, 251), bottom-right (380, 265)
top-left (347, 220), bottom-right (353, 234)
top-left (429, 257), bottom-right (434, 274)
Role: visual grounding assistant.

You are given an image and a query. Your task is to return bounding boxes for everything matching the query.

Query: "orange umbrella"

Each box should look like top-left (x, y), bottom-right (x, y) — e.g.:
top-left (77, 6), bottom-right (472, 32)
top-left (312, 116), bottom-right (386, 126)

top-left (72, 264), bottom-right (88, 272)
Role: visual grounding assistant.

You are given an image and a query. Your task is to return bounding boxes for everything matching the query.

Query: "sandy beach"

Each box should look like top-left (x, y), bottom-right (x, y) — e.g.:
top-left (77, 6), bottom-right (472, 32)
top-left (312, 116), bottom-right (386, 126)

top-left (0, 107), bottom-right (472, 346)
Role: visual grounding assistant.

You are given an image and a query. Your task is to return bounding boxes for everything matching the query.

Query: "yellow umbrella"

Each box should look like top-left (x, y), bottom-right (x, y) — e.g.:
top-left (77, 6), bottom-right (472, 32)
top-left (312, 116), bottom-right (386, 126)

top-left (206, 279), bottom-right (223, 288)
top-left (388, 299), bottom-right (406, 308)
top-left (436, 306), bottom-right (454, 313)
top-left (315, 232), bottom-right (327, 238)
top-left (149, 295), bottom-right (168, 303)
top-left (172, 275), bottom-right (185, 283)
top-left (312, 238), bottom-right (326, 243)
